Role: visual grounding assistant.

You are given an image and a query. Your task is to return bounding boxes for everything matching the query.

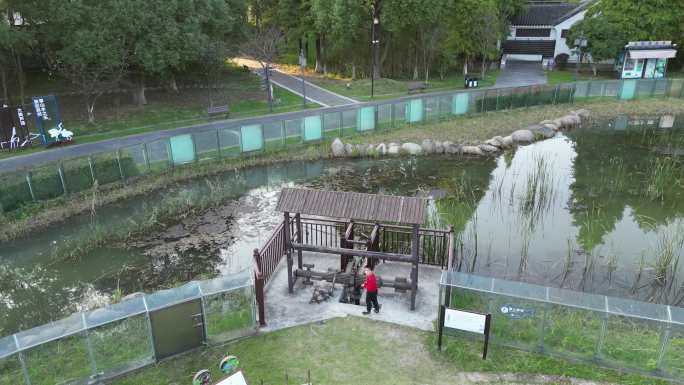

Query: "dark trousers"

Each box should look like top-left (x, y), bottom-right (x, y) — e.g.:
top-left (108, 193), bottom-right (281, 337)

top-left (366, 291), bottom-right (379, 312)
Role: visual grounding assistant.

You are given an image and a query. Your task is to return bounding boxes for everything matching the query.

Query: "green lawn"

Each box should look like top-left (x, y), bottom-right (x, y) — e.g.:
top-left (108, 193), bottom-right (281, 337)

top-left (280, 66), bottom-right (500, 101)
top-left (546, 68), bottom-right (616, 85)
top-left (0, 85), bottom-right (314, 161)
top-left (111, 317), bottom-right (667, 385)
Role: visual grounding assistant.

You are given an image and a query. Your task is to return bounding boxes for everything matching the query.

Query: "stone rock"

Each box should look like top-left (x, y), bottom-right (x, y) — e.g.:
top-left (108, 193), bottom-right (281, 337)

top-left (485, 136), bottom-right (504, 148)
top-left (331, 138), bottom-right (345, 157)
top-left (434, 141), bottom-right (444, 154)
top-left (543, 123), bottom-right (560, 132)
top-left (356, 144), bottom-right (368, 157)
top-left (540, 119), bottom-right (554, 125)
top-left (478, 144), bottom-right (499, 153)
top-left (559, 116), bottom-right (575, 128)
top-left (659, 115), bottom-right (675, 129)
top-left (539, 125), bottom-right (556, 138)
top-left (502, 136), bottom-right (513, 147)
top-left (344, 143), bottom-right (354, 156)
top-left (443, 141), bottom-right (460, 154)
top-left (376, 143), bottom-right (387, 155)
top-left (402, 142), bottom-right (423, 155)
top-left (462, 145), bottom-right (484, 156)
top-left (553, 118), bottom-right (564, 128)
top-left (421, 139), bottom-right (435, 154)
top-left (575, 109), bottom-right (591, 119)
top-left (511, 129), bottom-right (534, 143)
top-left (387, 143), bottom-right (401, 155)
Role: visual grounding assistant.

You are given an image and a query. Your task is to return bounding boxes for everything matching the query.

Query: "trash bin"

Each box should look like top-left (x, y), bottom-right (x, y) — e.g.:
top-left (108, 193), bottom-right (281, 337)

top-left (464, 76), bottom-right (479, 89)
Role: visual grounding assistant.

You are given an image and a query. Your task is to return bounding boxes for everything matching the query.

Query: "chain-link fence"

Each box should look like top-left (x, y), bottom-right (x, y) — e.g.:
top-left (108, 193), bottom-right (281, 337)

top-left (440, 271), bottom-right (684, 383)
top-left (1, 78), bottom-right (683, 213)
top-left (0, 269), bottom-right (256, 385)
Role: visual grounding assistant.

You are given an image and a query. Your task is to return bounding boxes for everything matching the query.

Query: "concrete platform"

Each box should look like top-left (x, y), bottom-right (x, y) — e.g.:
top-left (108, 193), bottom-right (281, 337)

top-left (261, 252), bottom-right (442, 333)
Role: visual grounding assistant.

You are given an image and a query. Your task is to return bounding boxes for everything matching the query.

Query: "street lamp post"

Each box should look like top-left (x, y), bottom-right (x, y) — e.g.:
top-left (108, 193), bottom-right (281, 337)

top-left (371, 15), bottom-right (379, 99)
top-left (299, 49), bottom-right (307, 106)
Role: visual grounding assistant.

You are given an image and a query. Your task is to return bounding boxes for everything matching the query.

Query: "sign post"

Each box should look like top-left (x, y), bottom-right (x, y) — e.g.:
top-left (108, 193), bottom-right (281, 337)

top-left (438, 305), bottom-right (492, 360)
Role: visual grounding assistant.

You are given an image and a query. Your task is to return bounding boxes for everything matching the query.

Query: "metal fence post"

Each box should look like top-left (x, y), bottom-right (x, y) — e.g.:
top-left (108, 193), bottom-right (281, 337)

top-left (141, 297), bottom-right (158, 361)
top-left (116, 149), bottom-right (125, 182)
top-left (87, 156), bottom-right (96, 185)
top-left (281, 120), bottom-right (286, 147)
top-left (166, 139), bottom-right (174, 169)
top-left (81, 313), bottom-right (99, 377)
top-left (142, 142), bottom-right (151, 172)
top-left (214, 128), bottom-right (222, 159)
top-left (25, 172), bottom-right (36, 202)
top-left (495, 89), bottom-right (500, 111)
top-left (594, 298), bottom-right (609, 361)
top-left (58, 163), bottom-right (68, 195)
top-left (14, 335), bottom-right (31, 385)
top-left (338, 111), bottom-right (343, 137)
top-left (656, 306), bottom-right (673, 371)
top-left (390, 102), bottom-right (396, 129)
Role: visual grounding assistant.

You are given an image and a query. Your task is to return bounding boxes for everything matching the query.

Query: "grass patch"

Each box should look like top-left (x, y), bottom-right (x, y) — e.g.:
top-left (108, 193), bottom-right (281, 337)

top-left (546, 69), bottom-right (616, 85)
top-left (111, 317), bottom-right (667, 385)
top-left (277, 64), bottom-right (499, 101)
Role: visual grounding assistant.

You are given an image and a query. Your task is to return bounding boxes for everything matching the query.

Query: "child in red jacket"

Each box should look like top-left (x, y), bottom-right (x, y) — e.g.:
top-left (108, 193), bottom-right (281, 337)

top-left (362, 267), bottom-right (381, 315)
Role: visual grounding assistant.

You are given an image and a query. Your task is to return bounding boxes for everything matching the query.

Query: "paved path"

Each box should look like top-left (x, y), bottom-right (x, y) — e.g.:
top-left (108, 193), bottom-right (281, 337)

top-left (234, 58), bottom-right (358, 107)
top-left (495, 60), bottom-right (547, 88)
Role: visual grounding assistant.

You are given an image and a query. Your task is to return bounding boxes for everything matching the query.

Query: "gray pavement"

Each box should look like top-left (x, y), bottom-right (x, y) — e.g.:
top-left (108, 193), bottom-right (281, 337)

top-left (495, 60), bottom-right (547, 88)
top-left (261, 251), bottom-right (442, 333)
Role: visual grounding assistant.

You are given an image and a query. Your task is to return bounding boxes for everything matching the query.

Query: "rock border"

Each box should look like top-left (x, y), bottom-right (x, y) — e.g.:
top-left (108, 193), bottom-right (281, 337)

top-left (330, 109), bottom-right (591, 158)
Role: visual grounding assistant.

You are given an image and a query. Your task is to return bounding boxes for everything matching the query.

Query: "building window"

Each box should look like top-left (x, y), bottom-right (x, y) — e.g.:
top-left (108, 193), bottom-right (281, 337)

top-left (561, 29), bottom-right (569, 38)
top-left (516, 28), bottom-right (551, 38)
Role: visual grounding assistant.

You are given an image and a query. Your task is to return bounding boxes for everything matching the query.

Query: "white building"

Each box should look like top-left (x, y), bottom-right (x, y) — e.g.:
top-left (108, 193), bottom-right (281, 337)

top-left (502, 1), bottom-right (592, 66)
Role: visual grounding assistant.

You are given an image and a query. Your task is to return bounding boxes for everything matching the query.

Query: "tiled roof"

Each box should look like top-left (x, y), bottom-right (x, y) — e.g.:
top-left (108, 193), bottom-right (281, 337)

top-left (276, 188), bottom-right (427, 225)
top-left (512, 1), bottom-right (585, 26)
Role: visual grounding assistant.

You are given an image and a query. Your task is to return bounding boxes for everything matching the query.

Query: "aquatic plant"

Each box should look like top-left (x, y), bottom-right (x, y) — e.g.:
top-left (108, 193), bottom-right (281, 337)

top-left (518, 155), bottom-right (557, 231)
top-left (645, 156), bottom-right (682, 202)
top-left (650, 225), bottom-right (684, 288)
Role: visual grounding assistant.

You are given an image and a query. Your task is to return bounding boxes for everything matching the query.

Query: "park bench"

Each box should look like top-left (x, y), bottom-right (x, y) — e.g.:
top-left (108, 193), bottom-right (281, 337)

top-left (407, 81), bottom-right (427, 94)
top-left (207, 104), bottom-right (230, 119)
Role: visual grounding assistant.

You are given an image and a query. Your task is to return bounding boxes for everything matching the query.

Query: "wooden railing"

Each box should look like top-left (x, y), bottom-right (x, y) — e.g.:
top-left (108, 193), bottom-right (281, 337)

top-left (255, 221), bottom-right (287, 285)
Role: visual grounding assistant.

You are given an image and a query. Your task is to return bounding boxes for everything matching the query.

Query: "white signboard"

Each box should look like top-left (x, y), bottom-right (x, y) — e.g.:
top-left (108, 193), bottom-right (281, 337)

top-left (444, 308), bottom-right (487, 334)
top-left (215, 371), bottom-right (248, 385)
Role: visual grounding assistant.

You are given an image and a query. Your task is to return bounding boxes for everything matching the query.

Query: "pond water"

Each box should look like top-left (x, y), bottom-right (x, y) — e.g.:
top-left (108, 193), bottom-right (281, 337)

top-left (1, 115), bottom-right (683, 335)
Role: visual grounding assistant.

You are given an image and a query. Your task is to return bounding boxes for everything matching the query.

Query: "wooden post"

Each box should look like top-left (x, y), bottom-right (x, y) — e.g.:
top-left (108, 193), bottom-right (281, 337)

top-left (340, 222), bottom-right (354, 271)
top-left (253, 249), bottom-right (266, 326)
top-left (295, 213), bottom-right (303, 269)
top-left (284, 212), bottom-right (294, 293)
top-left (410, 224), bottom-right (419, 311)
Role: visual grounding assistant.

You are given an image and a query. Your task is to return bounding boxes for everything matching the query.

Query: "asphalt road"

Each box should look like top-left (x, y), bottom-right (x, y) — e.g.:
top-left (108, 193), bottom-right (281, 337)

top-left (495, 60), bottom-right (548, 88)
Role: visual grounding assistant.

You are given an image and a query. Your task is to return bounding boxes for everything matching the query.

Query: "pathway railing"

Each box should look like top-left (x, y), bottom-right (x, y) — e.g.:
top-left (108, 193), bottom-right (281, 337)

top-left (1, 78), bottom-right (683, 214)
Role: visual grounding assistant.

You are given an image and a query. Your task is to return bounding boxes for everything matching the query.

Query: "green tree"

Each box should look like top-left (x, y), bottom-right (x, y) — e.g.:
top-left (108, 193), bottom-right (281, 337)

top-left (0, 0), bottom-right (35, 105)
top-left (567, 17), bottom-right (626, 76)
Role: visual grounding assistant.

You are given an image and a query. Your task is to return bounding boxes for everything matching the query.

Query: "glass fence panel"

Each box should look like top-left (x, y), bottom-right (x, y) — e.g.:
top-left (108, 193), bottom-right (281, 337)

top-left (662, 324), bottom-right (684, 378)
top-left (356, 106), bottom-right (376, 132)
top-left (0, 171), bottom-right (31, 212)
top-left (23, 332), bottom-right (91, 385)
top-left (323, 112), bottom-right (341, 138)
top-left (437, 95), bottom-right (451, 119)
top-left (602, 315), bottom-right (664, 372)
top-left (85, 296), bottom-right (147, 328)
top-left (193, 130), bottom-right (220, 162)
top-left (62, 157), bottom-right (94, 194)
top-left (603, 81), bottom-right (620, 98)
top-left (406, 98), bottom-right (424, 123)
top-left (284, 118), bottom-right (303, 145)
top-left (424, 96), bottom-right (440, 121)
top-left (91, 151), bottom-right (124, 185)
top-left (240, 124), bottom-right (264, 153)
top-left (29, 165), bottom-right (63, 200)
top-left (377, 103), bottom-right (393, 129)
top-left (146, 139), bottom-right (171, 171)
top-left (119, 144), bottom-right (148, 178)
top-left (393, 101), bottom-right (408, 127)
top-left (574, 81), bottom-right (590, 99)
top-left (542, 304), bottom-right (601, 359)
top-left (89, 314), bottom-right (154, 378)
top-left (653, 79), bottom-right (669, 96)
top-left (263, 121), bottom-right (284, 151)
top-left (0, 336), bottom-right (17, 360)
top-left (668, 78), bottom-right (684, 98)
top-left (558, 84), bottom-right (575, 103)
top-left (536, 86), bottom-right (556, 106)
top-left (452, 92), bottom-right (470, 115)
top-left (636, 79), bottom-right (656, 98)
top-left (169, 134), bottom-right (196, 165)
top-left (587, 81), bottom-right (604, 97)
top-left (0, 354), bottom-right (24, 385)
top-left (341, 109), bottom-right (357, 135)
top-left (218, 127), bottom-right (241, 157)
top-left (145, 281), bottom-right (201, 311)
top-left (488, 293), bottom-right (545, 350)
top-left (620, 80), bottom-right (638, 100)
top-left (204, 286), bottom-right (256, 344)
top-left (509, 88), bottom-right (528, 109)
top-left (302, 115), bottom-right (323, 142)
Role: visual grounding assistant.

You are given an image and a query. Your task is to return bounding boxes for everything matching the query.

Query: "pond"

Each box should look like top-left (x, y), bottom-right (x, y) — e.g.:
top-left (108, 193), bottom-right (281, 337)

top-left (1, 114), bottom-right (683, 335)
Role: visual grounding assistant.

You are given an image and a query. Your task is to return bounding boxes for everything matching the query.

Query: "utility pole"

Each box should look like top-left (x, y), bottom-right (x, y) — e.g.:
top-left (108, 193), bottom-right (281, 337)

top-left (371, 11), bottom-right (380, 99)
top-left (299, 49), bottom-right (307, 106)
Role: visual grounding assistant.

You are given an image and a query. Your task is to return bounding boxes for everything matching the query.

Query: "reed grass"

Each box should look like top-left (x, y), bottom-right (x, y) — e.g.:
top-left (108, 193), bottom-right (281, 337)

top-left (645, 156), bottom-right (682, 202)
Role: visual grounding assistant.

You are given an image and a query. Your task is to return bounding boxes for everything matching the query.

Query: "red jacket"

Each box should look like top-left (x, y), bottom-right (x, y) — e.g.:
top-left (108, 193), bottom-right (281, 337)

top-left (363, 273), bottom-right (378, 292)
